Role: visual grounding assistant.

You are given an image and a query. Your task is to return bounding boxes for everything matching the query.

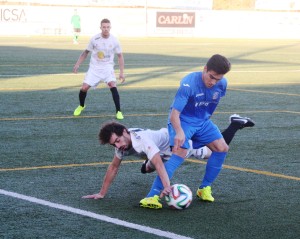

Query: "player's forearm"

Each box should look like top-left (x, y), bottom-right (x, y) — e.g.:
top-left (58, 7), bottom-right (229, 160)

top-left (99, 165), bottom-right (118, 196)
top-left (156, 166), bottom-right (170, 189)
top-left (75, 50), bottom-right (89, 66)
top-left (77, 52), bottom-right (87, 65)
top-left (170, 108), bottom-right (186, 151)
top-left (170, 109), bottom-right (182, 133)
top-left (151, 155), bottom-right (170, 188)
top-left (118, 54), bottom-right (124, 74)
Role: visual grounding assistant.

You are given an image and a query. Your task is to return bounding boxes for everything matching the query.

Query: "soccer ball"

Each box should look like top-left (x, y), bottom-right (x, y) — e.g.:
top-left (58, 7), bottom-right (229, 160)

top-left (165, 184), bottom-right (193, 209)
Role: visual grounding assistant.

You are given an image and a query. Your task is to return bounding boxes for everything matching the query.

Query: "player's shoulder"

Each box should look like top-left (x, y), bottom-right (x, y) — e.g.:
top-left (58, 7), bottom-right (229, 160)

top-left (129, 128), bottom-right (145, 140)
top-left (129, 128), bottom-right (159, 140)
top-left (182, 72), bottom-right (201, 84)
top-left (108, 34), bottom-right (121, 45)
top-left (91, 33), bottom-right (102, 41)
top-left (179, 72), bottom-right (200, 90)
top-left (108, 34), bottom-right (118, 40)
top-left (220, 77), bottom-right (228, 83)
top-left (217, 77), bottom-right (228, 87)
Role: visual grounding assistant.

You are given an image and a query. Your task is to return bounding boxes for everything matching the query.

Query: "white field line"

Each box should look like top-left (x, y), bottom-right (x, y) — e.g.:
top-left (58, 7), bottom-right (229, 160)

top-left (0, 189), bottom-right (194, 239)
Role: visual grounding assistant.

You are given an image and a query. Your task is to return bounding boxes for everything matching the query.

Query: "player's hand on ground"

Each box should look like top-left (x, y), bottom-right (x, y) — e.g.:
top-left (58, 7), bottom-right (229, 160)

top-left (82, 193), bottom-right (104, 199)
top-left (160, 186), bottom-right (173, 198)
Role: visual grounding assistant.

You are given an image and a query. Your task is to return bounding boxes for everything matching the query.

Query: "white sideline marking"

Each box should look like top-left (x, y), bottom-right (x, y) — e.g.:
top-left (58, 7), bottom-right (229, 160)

top-left (0, 189), bottom-right (193, 239)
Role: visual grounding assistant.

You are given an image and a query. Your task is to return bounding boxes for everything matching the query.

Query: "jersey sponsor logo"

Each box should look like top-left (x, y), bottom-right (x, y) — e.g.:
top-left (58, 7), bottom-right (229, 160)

top-left (97, 51), bottom-right (105, 59)
top-left (213, 92), bottom-right (219, 100)
top-left (130, 128), bottom-right (144, 132)
top-left (196, 93), bottom-right (204, 97)
top-left (183, 84), bottom-right (190, 87)
top-left (195, 101), bottom-right (209, 107)
top-left (131, 131), bottom-right (141, 140)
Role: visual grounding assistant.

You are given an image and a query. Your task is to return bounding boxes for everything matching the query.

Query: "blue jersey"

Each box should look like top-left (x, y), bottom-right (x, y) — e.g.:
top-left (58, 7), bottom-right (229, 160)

top-left (169, 72), bottom-right (227, 126)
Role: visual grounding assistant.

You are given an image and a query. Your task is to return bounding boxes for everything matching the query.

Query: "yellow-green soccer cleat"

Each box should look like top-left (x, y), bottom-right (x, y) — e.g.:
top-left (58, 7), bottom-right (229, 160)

top-left (196, 186), bottom-right (215, 202)
top-left (116, 111), bottom-right (124, 120)
top-left (73, 105), bottom-right (85, 116)
top-left (139, 195), bottom-right (162, 209)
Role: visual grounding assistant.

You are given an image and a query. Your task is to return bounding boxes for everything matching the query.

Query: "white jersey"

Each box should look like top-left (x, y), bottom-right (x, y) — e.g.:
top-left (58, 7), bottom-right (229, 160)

top-left (87, 33), bottom-right (122, 70)
top-left (114, 128), bottom-right (208, 161)
top-left (115, 128), bottom-right (171, 161)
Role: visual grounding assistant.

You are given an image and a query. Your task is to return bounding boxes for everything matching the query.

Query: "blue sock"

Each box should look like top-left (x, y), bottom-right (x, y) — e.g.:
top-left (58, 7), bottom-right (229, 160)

top-left (200, 152), bottom-right (227, 188)
top-left (146, 154), bottom-right (184, 197)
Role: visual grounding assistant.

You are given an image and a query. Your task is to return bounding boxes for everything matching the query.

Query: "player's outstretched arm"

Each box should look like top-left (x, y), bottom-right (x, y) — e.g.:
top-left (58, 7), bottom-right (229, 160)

top-left (73, 50), bottom-right (90, 73)
top-left (82, 155), bottom-right (122, 199)
top-left (117, 53), bottom-right (125, 83)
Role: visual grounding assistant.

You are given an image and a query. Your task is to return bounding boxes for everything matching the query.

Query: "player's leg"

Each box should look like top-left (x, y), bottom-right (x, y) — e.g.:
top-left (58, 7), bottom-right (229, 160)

top-left (146, 123), bottom-right (191, 196)
top-left (191, 146), bottom-right (211, 159)
top-left (139, 153), bottom-right (185, 209)
top-left (191, 114), bottom-right (255, 159)
top-left (79, 84), bottom-right (90, 105)
top-left (194, 121), bottom-right (228, 202)
top-left (140, 123), bottom-right (192, 209)
top-left (106, 71), bottom-right (123, 120)
top-left (74, 70), bottom-right (99, 116)
top-left (73, 28), bottom-right (77, 43)
top-left (76, 28), bottom-right (80, 43)
top-left (140, 159), bottom-right (156, 173)
top-left (73, 28), bottom-right (79, 44)
top-left (222, 114), bottom-right (255, 144)
top-left (74, 83), bottom-right (90, 116)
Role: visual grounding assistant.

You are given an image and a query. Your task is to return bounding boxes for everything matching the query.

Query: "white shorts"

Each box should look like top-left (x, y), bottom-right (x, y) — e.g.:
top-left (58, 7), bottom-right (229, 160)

top-left (84, 67), bottom-right (116, 88)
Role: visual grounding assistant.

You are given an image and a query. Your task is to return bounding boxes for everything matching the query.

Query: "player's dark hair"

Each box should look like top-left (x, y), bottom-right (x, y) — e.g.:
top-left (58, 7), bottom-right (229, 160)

top-left (101, 18), bottom-right (110, 25)
top-left (99, 121), bottom-right (127, 144)
top-left (206, 54), bottom-right (231, 75)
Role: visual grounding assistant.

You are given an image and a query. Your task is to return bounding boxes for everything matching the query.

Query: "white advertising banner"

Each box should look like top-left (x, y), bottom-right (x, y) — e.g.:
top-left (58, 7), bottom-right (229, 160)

top-left (0, 5), bottom-right (299, 39)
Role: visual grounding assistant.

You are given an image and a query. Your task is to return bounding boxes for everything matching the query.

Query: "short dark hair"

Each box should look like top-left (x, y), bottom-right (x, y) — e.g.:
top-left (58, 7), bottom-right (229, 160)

top-left (101, 18), bottom-right (110, 25)
top-left (99, 121), bottom-right (127, 144)
top-left (206, 54), bottom-right (231, 75)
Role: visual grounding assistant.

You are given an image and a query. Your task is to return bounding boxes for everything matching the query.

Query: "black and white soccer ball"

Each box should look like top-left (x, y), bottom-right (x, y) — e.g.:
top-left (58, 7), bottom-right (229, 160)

top-left (165, 184), bottom-right (193, 209)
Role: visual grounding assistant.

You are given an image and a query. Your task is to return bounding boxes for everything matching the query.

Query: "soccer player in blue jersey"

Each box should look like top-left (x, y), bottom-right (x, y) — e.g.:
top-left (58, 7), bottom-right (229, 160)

top-left (140, 54), bottom-right (232, 208)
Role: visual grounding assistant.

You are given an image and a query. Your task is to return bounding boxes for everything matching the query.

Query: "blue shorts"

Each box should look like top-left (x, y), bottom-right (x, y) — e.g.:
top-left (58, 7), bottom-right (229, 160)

top-left (168, 120), bottom-right (222, 149)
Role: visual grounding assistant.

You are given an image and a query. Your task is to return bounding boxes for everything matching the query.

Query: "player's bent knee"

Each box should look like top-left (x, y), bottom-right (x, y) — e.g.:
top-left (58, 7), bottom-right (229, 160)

top-left (81, 85), bottom-right (90, 92)
top-left (108, 82), bottom-right (116, 88)
top-left (214, 144), bottom-right (229, 153)
top-left (219, 144), bottom-right (229, 152)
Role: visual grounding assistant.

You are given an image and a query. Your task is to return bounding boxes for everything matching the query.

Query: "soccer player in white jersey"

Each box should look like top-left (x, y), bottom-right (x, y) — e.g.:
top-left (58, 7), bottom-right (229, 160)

top-left (82, 122), bottom-right (171, 200)
top-left (82, 115), bottom-right (254, 202)
top-left (73, 18), bottom-right (125, 120)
